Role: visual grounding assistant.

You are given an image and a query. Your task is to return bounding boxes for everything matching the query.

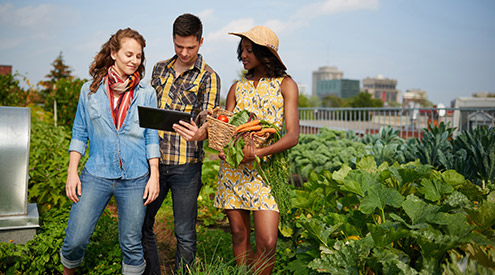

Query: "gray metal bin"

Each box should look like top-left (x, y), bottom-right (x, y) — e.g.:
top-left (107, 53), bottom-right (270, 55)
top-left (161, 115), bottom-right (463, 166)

top-left (0, 106), bottom-right (39, 244)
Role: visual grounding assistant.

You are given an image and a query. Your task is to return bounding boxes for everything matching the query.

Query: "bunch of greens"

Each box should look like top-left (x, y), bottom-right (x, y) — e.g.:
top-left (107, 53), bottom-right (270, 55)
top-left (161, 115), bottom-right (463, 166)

top-left (227, 109), bottom-right (251, 127)
top-left (255, 128), bottom-right (292, 226)
top-left (222, 110), bottom-right (292, 224)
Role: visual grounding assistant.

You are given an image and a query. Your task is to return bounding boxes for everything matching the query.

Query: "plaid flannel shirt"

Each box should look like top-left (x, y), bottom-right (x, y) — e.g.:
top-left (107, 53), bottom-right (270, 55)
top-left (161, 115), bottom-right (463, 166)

top-left (151, 54), bottom-right (220, 165)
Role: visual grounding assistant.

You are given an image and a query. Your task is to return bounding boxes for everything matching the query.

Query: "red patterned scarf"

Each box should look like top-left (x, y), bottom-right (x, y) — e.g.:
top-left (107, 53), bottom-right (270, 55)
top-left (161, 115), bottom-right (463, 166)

top-left (105, 66), bottom-right (140, 130)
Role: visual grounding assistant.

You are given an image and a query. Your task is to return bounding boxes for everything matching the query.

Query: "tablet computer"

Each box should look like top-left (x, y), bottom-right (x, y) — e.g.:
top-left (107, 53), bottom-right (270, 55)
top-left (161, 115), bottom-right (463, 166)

top-left (138, 106), bottom-right (192, 132)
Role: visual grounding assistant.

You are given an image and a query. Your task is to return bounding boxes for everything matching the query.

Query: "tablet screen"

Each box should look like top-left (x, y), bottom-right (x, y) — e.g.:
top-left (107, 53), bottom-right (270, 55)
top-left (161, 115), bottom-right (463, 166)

top-left (138, 106), bottom-right (192, 132)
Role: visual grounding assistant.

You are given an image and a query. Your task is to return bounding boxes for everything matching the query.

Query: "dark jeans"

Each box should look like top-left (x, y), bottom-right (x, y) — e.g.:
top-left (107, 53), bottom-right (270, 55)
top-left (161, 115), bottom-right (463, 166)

top-left (142, 162), bottom-right (202, 274)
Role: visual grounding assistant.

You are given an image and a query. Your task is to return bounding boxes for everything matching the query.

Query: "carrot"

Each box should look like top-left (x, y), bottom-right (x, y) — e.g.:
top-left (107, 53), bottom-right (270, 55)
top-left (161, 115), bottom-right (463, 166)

top-left (258, 128), bottom-right (277, 134)
top-left (236, 125), bottom-right (262, 133)
top-left (235, 119), bottom-right (260, 132)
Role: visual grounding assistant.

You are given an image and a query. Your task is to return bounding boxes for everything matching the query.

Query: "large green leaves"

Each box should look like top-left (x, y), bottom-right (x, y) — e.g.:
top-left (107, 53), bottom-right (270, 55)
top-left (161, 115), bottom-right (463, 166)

top-left (417, 178), bottom-right (454, 202)
top-left (368, 221), bottom-right (410, 248)
top-left (359, 183), bottom-right (404, 216)
top-left (281, 150), bottom-right (495, 274)
top-left (402, 194), bottom-right (440, 226)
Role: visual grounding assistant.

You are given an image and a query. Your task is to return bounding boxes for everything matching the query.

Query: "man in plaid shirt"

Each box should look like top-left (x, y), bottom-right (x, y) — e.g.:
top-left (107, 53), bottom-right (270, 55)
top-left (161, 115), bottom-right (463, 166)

top-left (142, 13), bottom-right (220, 274)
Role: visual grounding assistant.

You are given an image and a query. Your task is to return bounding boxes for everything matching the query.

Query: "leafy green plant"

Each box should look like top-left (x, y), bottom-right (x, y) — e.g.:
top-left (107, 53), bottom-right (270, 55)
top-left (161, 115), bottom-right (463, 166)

top-left (361, 126), bottom-right (408, 166)
top-left (409, 122), bottom-right (456, 170)
top-left (0, 208), bottom-right (67, 274)
top-left (198, 157), bottom-right (226, 226)
top-left (0, 207), bottom-right (122, 274)
top-left (442, 247), bottom-right (495, 275)
top-left (28, 108), bottom-right (88, 212)
top-left (0, 72), bottom-right (29, 106)
top-left (288, 128), bottom-right (366, 179)
top-left (41, 77), bottom-right (85, 127)
top-left (453, 125), bottom-right (495, 189)
top-left (276, 156), bottom-right (494, 274)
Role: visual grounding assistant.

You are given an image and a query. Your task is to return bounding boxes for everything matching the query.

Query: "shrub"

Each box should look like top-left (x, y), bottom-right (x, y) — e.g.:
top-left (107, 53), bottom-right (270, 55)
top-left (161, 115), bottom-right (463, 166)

top-left (28, 108), bottom-right (87, 212)
top-left (41, 78), bottom-right (85, 127)
top-left (0, 207), bottom-right (121, 274)
top-left (0, 73), bottom-right (29, 106)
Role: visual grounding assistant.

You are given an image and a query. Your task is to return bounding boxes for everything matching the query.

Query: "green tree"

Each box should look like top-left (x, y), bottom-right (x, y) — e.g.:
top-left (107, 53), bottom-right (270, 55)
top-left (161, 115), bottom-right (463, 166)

top-left (298, 93), bottom-right (310, 107)
top-left (39, 52), bottom-right (82, 126)
top-left (43, 78), bottom-right (85, 126)
top-left (43, 51), bottom-right (73, 85)
top-left (0, 73), bottom-right (29, 106)
top-left (321, 94), bottom-right (346, 107)
top-left (39, 51), bottom-right (73, 101)
top-left (348, 92), bottom-right (384, 108)
top-left (308, 95), bottom-right (321, 107)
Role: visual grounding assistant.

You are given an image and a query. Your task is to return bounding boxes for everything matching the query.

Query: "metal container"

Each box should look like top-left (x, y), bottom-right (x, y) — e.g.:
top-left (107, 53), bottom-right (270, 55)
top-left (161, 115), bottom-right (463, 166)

top-left (0, 106), bottom-right (39, 244)
top-left (0, 106), bottom-right (30, 216)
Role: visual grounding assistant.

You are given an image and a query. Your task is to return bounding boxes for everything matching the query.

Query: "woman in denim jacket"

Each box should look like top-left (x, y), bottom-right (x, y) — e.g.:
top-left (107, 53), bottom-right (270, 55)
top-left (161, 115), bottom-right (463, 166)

top-left (60, 28), bottom-right (160, 275)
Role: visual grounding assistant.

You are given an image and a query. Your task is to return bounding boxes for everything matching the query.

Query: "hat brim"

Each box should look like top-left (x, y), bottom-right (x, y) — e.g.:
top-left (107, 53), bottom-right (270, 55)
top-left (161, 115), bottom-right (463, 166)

top-left (229, 32), bottom-right (287, 71)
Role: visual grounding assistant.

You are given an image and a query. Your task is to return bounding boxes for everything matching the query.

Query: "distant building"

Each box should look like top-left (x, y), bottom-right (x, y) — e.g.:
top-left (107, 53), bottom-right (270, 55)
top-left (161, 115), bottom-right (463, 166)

top-left (0, 65), bottom-right (12, 76)
top-left (403, 89), bottom-right (428, 106)
top-left (312, 66), bottom-right (343, 96)
top-left (451, 97), bottom-right (495, 133)
top-left (297, 82), bottom-right (309, 97)
top-left (316, 79), bottom-right (360, 99)
top-left (472, 92), bottom-right (495, 98)
top-left (362, 75), bottom-right (401, 103)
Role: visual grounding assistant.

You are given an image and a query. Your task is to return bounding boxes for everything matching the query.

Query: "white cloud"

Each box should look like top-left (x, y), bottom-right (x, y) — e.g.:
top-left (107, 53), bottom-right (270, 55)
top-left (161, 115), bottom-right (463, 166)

top-left (0, 37), bottom-right (23, 50)
top-left (205, 0), bottom-right (379, 39)
top-left (205, 18), bottom-right (256, 43)
top-left (0, 3), bottom-right (77, 29)
top-left (293, 0), bottom-right (379, 21)
top-left (0, 2), bottom-right (80, 51)
top-left (73, 30), bottom-right (108, 53)
top-left (197, 9), bottom-right (216, 23)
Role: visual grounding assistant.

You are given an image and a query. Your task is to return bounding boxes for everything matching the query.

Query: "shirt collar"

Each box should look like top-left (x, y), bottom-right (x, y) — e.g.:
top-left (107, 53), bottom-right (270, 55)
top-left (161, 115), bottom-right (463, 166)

top-left (165, 53), bottom-right (205, 73)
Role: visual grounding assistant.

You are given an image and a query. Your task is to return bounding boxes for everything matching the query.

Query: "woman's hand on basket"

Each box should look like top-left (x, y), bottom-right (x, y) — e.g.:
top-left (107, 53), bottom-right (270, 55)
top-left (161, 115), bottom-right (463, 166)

top-left (173, 119), bottom-right (208, 141)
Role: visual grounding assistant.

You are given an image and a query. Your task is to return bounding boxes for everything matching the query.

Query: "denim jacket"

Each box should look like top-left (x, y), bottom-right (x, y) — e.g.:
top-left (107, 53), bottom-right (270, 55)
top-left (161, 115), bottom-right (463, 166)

top-left (69, 80), bottom-right (160, 179)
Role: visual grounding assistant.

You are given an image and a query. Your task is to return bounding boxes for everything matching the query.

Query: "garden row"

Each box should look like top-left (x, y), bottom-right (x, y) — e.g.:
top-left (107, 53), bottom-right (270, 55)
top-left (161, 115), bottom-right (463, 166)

top-left (0, 108), bottom-right (494, 274)
top-left (276, 124), bottom-right (494, 274)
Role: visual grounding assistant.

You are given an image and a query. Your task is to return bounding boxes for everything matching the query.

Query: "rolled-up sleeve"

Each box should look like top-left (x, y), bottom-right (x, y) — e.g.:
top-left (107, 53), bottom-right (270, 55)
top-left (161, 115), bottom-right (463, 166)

top-left (69, 85), bottom-right (90, 156)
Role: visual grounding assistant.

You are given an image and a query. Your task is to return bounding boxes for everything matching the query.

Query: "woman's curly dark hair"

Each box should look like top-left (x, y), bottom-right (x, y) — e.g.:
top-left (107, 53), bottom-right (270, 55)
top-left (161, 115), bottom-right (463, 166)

top-left (236, 39), bottom-right (287, 78)
top-left (89, 28), bottom-right (146, 93)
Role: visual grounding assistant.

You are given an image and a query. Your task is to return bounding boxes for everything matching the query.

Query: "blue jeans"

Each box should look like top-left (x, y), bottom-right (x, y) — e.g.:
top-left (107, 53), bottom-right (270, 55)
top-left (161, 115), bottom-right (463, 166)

top-left (142, 162), bottom-right (202, 274)
top-left (60, 168), bottom-right (148, 275)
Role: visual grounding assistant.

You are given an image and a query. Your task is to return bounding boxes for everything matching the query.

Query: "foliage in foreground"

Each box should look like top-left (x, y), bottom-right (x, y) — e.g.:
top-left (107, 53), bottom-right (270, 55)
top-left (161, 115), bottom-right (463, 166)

top-left (276, 156), bottom-right (495, 274)
top-left (0, 207), bottom-right (122, 274)
top-left (0, 207), bottom-right (249, 274)
top-left (28, 107), bottom-right (88, 213)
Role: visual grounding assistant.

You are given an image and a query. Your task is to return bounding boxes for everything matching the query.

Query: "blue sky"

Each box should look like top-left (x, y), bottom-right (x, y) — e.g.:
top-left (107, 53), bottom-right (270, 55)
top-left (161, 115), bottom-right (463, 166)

top-left (1, 0), bottom-right (494, 105)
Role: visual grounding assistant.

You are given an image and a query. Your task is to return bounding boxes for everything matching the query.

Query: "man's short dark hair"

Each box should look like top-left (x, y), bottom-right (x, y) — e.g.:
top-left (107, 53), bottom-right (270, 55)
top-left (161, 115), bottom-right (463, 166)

top-left (173, 13), bottom-right (202, 41)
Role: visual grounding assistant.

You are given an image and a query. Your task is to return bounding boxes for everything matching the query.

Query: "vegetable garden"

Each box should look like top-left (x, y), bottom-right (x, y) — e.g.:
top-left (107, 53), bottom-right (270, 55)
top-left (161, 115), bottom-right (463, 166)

top-left (1, 107), bottom-right (494, 274)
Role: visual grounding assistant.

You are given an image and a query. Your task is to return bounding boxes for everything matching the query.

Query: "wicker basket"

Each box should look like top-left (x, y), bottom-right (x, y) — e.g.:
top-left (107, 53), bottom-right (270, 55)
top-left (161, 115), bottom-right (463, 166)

top-left (244, 132), bottom-right (269, 149)
top-left (207, 109), bottom-right (236, 151)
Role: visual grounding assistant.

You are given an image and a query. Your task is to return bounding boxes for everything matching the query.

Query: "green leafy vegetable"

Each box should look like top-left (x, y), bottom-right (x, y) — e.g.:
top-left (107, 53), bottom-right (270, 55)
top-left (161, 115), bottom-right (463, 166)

top-left (228, 109), bottom-right (251, 126)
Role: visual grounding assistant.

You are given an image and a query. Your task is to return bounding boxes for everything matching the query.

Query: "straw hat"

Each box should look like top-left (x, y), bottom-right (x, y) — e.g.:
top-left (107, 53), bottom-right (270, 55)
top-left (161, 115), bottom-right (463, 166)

top-left (229, 26), bottom-right (287, 70)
